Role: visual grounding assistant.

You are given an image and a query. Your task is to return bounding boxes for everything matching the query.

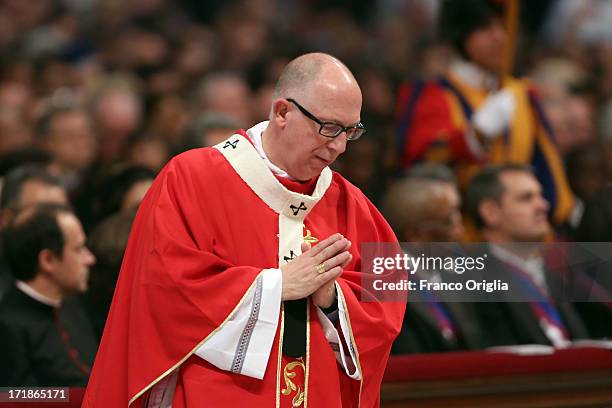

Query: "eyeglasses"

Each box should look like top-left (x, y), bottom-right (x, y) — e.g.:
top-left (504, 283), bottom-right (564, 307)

top-left (286, 98), bottom-right (366, 140)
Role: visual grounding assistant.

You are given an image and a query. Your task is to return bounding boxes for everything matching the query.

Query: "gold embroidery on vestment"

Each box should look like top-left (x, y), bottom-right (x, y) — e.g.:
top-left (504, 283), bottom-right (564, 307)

top-left (281, 357), bottom-right (305, 407)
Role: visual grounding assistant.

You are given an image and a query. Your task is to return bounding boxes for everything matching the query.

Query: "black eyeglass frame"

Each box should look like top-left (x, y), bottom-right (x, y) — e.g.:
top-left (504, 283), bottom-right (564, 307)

top-left (286, 98), bottom-right (366, 140)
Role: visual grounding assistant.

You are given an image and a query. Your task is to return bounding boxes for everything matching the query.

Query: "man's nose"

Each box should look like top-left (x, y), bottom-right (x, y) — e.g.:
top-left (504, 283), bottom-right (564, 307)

top-left (84, 248), bottom-right (96, 266)
top-left (537, 195), bottom-right (550, 212)
top-left (326, 133), bottom-right (348, 154)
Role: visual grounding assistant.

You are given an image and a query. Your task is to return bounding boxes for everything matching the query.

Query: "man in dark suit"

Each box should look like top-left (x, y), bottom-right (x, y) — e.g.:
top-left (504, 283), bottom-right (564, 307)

top-left (0, 204), bottom-right (97, 386)
top-left (0, 164), bottom-right (68, 301)
top-left (466, 164), bottom-right (589, 347)
top-left (385, 164), bottom-right (487, 353)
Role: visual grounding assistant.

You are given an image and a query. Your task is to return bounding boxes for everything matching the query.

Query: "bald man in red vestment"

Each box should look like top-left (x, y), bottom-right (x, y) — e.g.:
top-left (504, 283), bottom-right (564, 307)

top-left (83, 52), bottom-right (404, 408)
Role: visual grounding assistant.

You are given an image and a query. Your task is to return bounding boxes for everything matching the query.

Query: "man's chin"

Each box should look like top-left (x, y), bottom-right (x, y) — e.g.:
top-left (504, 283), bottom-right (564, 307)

top-left (295, 166), bottom-right (325, 181)
top-left (519, 231), bottom-right (549, 242)
top-left (78, 279), bottom-right (89, 293)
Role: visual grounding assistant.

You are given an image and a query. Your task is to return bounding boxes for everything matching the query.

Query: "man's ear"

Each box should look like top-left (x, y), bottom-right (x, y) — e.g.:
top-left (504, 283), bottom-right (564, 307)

top-left (479, 198), bottom-right (501, 229)
top-left (271, 99), bottom-right (290, 127)
top-left (38, 248), bottom-right (59, 275)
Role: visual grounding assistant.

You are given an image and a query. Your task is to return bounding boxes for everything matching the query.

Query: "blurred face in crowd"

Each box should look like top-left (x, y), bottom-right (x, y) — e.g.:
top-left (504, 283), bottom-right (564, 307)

top-left (148, 96), bottom-right (190, 146)
top-left (464, 18), bottom-right (507, 72)
top-left (269, 62), bottom-right (362, 181)
top-left (198, 75), bottom-right (252, 126)
top-left (218, 19), bottom-right (268, 71)
top-left (567, 146), bottom-right (606, 201)
top-left (19, 179), bottom-right (68, 210)
top-left (0, 179), bottom-right (68, 229)
top-left (424, 183), bottom-right (463, 242)
top-left (44, 212), bottom-right (95, 295)
top-left (0, 81), bottom-right (31, 112)
top-left (565, 95), bottom-right (595, 149)
top-left (95, 89), bottom-right (142, 160)
top-left (121, 179), bottom-right (153, 210)
top-left (0, 109), bottom-right (32, 154)
top-left (402, 182), bottom-right (463, 243)
top-left (482, 170), bottom-right (551, 242)
top-left (127, 137), bottom-right (169, 172)
top-left (45, 110), bottom-right (96, 172)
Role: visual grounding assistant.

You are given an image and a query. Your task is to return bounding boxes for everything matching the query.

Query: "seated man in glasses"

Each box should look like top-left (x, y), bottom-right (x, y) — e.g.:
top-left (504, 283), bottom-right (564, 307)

top-left (85, 52), bottom-right (404, 408)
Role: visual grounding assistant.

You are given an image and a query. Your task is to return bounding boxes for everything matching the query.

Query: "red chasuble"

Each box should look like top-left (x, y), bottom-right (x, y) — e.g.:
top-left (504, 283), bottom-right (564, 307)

top-left (83, 132), bottom-right (404, 407)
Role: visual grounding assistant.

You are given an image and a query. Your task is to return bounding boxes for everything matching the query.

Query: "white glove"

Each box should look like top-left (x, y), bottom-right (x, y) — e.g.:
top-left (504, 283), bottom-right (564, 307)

top-left (472, 88), bottom-right (516, 139)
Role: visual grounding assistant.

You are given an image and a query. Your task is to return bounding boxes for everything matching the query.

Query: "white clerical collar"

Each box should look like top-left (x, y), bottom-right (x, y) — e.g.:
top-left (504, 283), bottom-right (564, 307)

top-left (490, 245), bottom-right (548, 295)
top-left (449, 59), bottom-right (500, 91)
top-left (15, 280), bottom-right (62, 308)
top-left (245, 121), bottom-right (295, 180)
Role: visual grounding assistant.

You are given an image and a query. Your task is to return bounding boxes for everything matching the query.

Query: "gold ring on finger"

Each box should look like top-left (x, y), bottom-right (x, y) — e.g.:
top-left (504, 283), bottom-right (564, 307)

top-left (315, 263), bottom-right (326, 274)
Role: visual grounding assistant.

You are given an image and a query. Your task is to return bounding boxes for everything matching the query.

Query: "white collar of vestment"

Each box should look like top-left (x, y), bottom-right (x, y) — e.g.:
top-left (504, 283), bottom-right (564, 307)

top-left (449, 59), bottom-right (500, 92)
top-left (245, 121), bottom-right (294, 180)
top-left (214, 122), bottom-right (333, 219)
top-left (215, 124), bottom-right (333, 268)
top-left (16, 280), bottom-right (62, 308)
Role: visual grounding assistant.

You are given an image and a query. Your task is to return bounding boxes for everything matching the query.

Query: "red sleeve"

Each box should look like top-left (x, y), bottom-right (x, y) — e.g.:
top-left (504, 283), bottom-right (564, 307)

top-left (83, 154), bottom-right (263, 407)
top-left (396, 82), bottom-right (477, 167)
top-left (336, 180), bottom-right (406, 406)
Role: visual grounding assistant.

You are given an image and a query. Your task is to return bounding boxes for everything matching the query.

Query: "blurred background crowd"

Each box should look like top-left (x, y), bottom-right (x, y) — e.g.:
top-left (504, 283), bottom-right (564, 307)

top-left (0, 0), bottom-right (612, 387)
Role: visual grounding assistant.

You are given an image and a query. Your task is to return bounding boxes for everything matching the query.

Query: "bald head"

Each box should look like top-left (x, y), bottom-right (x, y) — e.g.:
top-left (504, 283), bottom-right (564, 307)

top-left (385, 179), bottom-right (444, 231)
top-left (272, 53), bottom-right (360, 105)
top-left (384, 178), bottom-right (463, 242)
top-left (262, 53), bottom-right (362, 181)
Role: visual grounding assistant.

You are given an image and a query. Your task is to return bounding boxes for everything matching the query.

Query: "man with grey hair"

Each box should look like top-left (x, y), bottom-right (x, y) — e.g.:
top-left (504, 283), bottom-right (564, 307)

top-left (85, 53), bottom-right (404, 407)
top-left (385, 164), bottom-right (486, 353)
top-left (385, 164), bottom-right (463, 243)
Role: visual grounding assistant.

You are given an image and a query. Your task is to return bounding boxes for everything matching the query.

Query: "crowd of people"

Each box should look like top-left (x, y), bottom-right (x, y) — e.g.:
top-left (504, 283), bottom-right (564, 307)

top-left (0, 0), bottom-right (611, 390)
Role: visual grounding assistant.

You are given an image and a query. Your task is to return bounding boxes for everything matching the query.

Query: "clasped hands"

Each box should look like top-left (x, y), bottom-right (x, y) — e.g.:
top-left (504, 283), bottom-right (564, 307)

top-left (280, 233), bottom-right (352, 308)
